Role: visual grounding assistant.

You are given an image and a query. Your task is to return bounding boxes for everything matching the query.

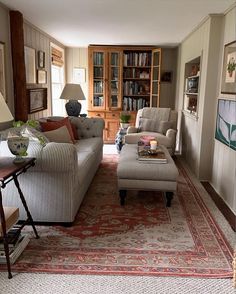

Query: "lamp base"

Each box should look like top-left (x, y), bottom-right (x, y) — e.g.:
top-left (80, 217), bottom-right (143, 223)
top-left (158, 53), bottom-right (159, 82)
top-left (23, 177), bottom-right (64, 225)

top-left (65, 100), bottom-right (81, 117)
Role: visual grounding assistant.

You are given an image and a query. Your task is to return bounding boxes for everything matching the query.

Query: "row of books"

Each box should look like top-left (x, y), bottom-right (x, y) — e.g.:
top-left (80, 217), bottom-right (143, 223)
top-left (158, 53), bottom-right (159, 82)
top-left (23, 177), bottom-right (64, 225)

top-left (123, 97), bottom-right (148, 111)
top-left (123, 52), bottom-right (151, 67)
top-left (93, 52), bottom-right (104, 66)
top-left (123, 81), bottom-right (150, 95)
top-left (123, 68), bottom-right (150, 79)
top-left (93, 67), bottom-right (103, 78)
top-left (93, 96), bottom-right (104, 107)
top-left (0, 227), bottom-right (30, 264)
top-left (93, 81), bottom-right (103, 94)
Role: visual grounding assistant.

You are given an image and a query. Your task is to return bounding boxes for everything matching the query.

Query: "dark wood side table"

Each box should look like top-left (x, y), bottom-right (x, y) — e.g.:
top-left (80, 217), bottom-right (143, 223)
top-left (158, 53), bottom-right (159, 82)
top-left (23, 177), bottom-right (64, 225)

top-left (0, 157), bottom-right (39, 279)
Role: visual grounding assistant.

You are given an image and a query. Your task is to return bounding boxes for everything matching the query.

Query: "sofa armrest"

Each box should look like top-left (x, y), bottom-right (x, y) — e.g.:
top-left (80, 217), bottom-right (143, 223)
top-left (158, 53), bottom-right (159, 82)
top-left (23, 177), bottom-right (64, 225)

top-left (38, 142), bottom-right (78, 172)
top-left (127, 126), bottom-right (139, 134)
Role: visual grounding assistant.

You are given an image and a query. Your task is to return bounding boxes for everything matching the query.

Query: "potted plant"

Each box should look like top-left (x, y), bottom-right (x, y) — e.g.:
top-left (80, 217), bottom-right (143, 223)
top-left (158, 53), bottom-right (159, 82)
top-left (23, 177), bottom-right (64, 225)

top-left (120, 112), bottom-right (131, 129)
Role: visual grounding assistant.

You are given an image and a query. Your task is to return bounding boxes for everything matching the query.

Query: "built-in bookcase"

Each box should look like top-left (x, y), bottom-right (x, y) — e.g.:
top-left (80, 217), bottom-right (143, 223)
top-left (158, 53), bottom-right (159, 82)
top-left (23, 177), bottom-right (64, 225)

top-left (88, 45), bottom-right (161, 143)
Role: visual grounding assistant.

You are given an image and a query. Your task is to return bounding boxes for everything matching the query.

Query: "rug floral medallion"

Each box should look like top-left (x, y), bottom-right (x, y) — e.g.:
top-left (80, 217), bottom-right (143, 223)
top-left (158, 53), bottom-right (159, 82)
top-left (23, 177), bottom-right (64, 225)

top-left (1, 155), bottom-right (233, 278)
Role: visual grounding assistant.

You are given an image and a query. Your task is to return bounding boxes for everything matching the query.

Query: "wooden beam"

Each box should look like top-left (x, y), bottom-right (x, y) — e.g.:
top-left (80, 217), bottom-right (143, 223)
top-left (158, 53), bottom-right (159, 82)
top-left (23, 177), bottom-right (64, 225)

top-left (10, 10), bottom-right (28, 121)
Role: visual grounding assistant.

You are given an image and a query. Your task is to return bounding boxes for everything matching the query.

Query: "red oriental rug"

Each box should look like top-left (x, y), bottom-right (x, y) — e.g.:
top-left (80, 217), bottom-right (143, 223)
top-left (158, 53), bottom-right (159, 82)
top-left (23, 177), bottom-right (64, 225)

top-left (0, 155), bottom-right (233, 278)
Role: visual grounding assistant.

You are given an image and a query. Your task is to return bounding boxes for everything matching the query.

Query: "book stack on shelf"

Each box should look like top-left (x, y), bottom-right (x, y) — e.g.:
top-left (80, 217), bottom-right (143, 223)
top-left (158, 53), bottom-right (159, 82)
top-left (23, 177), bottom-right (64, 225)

top-left (0, 207), bottom-right (30, 264)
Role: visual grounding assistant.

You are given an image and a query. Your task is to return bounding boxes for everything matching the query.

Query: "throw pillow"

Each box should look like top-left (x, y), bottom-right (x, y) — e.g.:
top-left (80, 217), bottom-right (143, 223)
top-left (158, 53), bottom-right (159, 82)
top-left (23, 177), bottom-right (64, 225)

top-left (43, 126), bottom-right (73, 143)
top-left (40, 117), bottom-right (75, 143)
top-left (47, 117), bottom-right (79, 140)
top-left (158, 121), bottom-right (175, 134)
top-left (139, 118), bottom-right (160, 132)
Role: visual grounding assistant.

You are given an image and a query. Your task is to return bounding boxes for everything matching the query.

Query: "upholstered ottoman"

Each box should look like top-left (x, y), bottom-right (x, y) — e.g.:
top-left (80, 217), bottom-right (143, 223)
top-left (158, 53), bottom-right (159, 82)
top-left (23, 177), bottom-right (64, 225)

top-left (117, 144), bottom-right (179, 206)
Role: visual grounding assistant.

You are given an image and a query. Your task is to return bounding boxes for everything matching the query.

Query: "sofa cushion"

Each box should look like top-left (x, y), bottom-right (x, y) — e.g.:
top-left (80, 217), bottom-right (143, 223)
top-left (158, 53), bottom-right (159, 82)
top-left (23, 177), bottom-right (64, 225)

top-left (75, 137), bottom-right (103, 153)
top-left (158, 120), bottom-right (175, 134)
top-left (43, 126), bottom-right (73, 143)
top-left (139, 118), bottom-right (160, 132)
top-left (40, 117), bottom-right (75, 143)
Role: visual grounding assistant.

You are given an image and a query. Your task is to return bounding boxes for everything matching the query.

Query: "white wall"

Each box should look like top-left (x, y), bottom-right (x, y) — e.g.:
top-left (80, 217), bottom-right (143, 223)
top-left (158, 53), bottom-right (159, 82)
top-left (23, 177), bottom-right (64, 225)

top-left (65, 47), bottom-right (88, 114)
top-left (211, 6), bottom-right (236, 215)
top-left (177, 7), bottom-right (236, 215)
top-left (23, 21), bottom-right (65, 120)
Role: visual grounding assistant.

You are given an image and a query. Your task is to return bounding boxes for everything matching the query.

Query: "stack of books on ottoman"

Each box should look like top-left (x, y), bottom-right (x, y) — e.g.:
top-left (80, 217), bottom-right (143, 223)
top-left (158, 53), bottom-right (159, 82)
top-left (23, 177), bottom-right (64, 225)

top-left (137, 146), bottom-right (167, 163)
top-left (0, 207), bottom-right (30, 264)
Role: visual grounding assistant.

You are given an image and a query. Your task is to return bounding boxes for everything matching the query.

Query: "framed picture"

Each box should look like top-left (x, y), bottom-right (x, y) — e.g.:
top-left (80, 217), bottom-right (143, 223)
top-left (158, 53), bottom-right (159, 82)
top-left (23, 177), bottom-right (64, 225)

top-left (73, 67), bottom-right (86, 83)
top-left (38, 50), bottom-right (45, 68)
top-left (215, 99), bottom-right (236, 151)
top-left (0, 42), bottom-right (6, 100)
top-left (221, 41), bottom-right (236, 94)
top-left (27, 88), bottom-right (47, 113)
top-left (161, 71), bottom-right (172, 83)
top-left (24, 46), bottom-right (36, 84)
top-left (37, 70), bottom-right (47, 84)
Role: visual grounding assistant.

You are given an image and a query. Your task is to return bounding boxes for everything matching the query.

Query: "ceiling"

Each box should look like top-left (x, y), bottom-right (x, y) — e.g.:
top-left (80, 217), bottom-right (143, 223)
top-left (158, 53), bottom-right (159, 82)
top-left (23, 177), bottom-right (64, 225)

top-left (1, 0), bottom-right (235, 47)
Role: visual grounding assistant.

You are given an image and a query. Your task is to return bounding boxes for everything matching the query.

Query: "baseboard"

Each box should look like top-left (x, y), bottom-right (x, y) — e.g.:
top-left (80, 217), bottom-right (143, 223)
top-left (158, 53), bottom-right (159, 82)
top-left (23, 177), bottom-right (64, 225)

top-left (201, 182), bottom-right (236, 232)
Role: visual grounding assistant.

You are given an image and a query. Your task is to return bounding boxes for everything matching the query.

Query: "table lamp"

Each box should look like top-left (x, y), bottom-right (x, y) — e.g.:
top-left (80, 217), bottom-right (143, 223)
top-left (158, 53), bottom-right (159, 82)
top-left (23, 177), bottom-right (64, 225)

top-left (60, 83), bottom-right (86, 117)
top-left (0, 93), bottom-right (13, 125)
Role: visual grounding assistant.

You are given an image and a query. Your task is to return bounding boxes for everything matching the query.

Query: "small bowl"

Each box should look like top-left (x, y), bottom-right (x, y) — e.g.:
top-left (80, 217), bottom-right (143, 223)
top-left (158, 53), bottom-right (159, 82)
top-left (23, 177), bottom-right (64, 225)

top-left (7, 136), bottom-right (29, 163)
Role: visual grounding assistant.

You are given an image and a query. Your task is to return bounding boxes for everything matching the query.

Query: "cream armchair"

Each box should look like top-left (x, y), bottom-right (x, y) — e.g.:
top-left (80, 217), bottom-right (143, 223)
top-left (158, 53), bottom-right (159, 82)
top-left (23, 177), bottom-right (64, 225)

top-left (124, 107), bottom-right (178, 155)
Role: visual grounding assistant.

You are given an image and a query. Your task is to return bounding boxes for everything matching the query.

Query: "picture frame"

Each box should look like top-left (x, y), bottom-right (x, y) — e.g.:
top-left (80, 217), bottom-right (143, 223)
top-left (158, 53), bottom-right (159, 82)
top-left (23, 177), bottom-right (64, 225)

top-left (73, 67), bottom-right (86, 83)
top-left (24, 46), bottom-right (36, 84)
top-left (37, 70), bottom-right (47, 84)
top-left (215, 99), bottom-right (236, 151)
top-left (38, 50), bottom-right (45, 68)
top-left (221, 40), bottom-right (236, 94)
top-left (0, 42), bottom-right (6, 100)
top-left (27, 88), bottom-right (47, 114)
top-left (161, 71), bottom-right (172, 83)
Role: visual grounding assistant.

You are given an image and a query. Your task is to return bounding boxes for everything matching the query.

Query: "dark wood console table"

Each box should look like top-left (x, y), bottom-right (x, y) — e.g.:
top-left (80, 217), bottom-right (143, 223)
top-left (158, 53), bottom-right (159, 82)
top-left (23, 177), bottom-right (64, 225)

top-left (0, 157), bottom-right (39, 279)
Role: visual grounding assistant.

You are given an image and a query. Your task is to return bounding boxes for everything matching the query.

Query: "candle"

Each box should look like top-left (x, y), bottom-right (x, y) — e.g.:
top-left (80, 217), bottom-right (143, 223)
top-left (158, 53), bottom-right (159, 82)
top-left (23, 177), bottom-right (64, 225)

top-left (150, 140), bottom-right (157, 150)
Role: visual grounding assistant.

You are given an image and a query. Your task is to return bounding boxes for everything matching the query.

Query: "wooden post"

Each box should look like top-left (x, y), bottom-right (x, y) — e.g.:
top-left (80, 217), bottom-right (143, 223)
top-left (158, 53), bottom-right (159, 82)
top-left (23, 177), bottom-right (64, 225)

top-left (9, 11), bottom-right (28, 121)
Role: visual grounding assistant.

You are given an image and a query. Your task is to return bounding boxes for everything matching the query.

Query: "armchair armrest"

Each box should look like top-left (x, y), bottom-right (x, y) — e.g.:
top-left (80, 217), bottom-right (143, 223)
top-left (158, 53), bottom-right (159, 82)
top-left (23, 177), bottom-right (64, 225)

top-left (127, 126), bottom-right (139, 134)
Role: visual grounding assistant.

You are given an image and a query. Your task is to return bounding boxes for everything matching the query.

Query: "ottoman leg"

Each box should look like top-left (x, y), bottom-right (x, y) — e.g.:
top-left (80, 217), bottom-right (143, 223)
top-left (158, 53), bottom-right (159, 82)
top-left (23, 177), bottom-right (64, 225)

top-left (119, 190), bottom-right (127, 206)
top-left (166, 192), bottom-right (173, 207)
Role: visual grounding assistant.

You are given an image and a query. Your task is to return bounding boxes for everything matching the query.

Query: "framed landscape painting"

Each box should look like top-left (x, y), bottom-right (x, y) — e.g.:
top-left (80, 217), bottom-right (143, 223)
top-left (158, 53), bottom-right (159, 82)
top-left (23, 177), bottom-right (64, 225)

top-left (215, 99), bottom-right (236, 151)
top-left (221, 41), bottom-right (236, 94)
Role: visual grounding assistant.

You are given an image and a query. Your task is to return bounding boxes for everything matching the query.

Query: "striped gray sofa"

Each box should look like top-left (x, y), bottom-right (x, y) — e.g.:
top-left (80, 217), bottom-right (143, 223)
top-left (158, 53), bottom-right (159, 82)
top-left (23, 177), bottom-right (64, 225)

top-left (0, 117), bottom-right (104, 224)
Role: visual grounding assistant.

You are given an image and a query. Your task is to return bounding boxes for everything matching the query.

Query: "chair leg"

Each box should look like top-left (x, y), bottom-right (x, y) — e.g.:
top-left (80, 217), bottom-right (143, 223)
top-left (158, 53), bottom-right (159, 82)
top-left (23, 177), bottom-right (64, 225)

top-left (166, 192), bottom-right (173, 207)
top-left (119, 190), bottom-right (126, 206)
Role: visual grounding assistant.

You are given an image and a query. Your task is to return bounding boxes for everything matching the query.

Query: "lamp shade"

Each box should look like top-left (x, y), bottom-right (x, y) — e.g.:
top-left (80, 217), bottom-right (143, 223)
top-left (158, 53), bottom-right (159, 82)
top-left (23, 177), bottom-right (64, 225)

top-left (0, 92), bottom-right (13, 123)
top-left (60, 84), bottom-right (86, 101)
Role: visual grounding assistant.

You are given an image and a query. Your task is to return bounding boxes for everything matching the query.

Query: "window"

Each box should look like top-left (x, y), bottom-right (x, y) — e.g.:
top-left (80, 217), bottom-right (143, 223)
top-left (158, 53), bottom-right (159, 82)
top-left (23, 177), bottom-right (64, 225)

top-left (50, 44), bottom-right (65, 116)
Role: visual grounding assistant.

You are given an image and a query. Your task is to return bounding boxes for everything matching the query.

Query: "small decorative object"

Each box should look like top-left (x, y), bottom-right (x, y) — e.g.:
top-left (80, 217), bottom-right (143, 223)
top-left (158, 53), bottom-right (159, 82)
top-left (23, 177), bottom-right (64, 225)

top-left (150, 140), bottom-right (158, 150)
top-left (24, 46), bottom-right (36, 84)
top-left (73, 68), bottom-right (86, 84)
top-left (7, 136), bottom-right (29, 163)
top-left (120, 111), bottom-right (131, 129)
top-left (139, 135), bottom-right (156, 146)
top-left (38, 50), bottom-right (45, 68)
top-left (37, 70), bottom-right (47, 84)
top-left (161, 71), bottom-right (172, 83)
top-left (221, 40), bottom-right (236, 94)
top-left (27, 88), bottom-right (47, 114)
top-left (60, 83), bottom-right (86, 117)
